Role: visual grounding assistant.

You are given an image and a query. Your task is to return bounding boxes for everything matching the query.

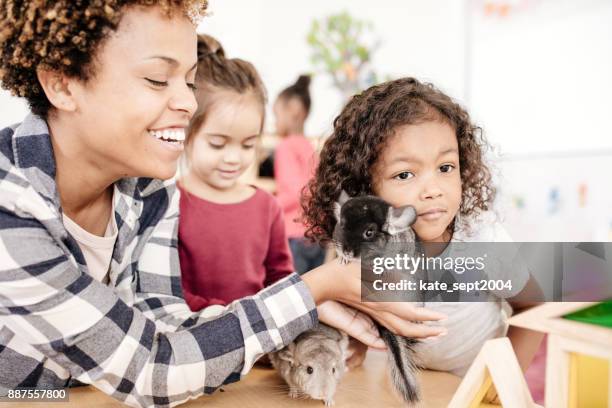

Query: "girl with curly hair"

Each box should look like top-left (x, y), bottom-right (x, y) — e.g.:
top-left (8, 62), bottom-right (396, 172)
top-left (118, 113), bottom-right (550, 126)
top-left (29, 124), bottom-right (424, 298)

top-left (303, 77), bottom-right (544, 377)
top-left (0, 3), bottom-right (447, 406)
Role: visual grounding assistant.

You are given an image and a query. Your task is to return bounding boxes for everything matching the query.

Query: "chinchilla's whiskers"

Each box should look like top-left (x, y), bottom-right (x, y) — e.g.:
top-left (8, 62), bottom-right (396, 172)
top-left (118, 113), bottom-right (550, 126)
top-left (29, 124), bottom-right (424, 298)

top-left (267, 385), bottom-right (290, 391)
top-left (286, 390), bottom-right (309, 399)
top-left (266, 391), bottom-right (292, 396)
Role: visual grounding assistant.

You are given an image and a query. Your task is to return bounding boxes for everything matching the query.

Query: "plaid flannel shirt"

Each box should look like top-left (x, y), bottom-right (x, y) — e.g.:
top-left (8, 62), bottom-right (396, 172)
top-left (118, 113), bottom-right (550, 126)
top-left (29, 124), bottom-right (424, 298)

top-left (0, 114), bottom-right (318, 407)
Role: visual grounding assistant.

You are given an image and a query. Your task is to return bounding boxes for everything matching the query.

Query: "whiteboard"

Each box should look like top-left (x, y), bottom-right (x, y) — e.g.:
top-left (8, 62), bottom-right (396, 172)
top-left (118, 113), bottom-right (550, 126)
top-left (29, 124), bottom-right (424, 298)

top-left (468, 0), bottom-right (612, 155)
top-left (494, 151), bottom-right (612, 242)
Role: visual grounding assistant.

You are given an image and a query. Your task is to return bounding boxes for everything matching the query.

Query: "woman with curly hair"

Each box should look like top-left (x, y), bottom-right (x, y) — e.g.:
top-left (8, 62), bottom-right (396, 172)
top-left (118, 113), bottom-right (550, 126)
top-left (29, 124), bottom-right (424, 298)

top-left (0, 3), bottom-right (447, 406)
top-left (303, 77), bottom-right (544, 377)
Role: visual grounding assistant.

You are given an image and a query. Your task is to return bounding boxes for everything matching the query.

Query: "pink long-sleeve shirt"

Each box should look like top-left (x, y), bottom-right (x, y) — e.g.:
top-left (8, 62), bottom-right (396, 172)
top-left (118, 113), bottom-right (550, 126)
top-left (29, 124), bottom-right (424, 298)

top-left (178, 184), bottom-right (294, 311)
top-left (274, 134), bottom-right (319, 239)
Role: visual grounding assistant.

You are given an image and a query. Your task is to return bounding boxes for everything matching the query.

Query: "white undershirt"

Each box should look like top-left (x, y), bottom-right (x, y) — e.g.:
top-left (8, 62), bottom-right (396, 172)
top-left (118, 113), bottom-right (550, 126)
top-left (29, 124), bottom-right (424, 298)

top-left (62, 196), bottom-right (118, 284)
top-left (415, 213), bottom-right (529, 376)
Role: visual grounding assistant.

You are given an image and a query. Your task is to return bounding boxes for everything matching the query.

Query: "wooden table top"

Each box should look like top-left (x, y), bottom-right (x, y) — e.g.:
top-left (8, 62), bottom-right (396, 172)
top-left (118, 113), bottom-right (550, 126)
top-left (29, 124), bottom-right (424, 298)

top-left (0, 350), bottom-right (461, 407)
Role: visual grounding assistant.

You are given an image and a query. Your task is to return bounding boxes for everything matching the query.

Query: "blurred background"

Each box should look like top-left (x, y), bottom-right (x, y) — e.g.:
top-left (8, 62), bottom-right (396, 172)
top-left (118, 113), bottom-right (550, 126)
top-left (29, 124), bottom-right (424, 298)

top-left (1, 0), bottom-right (610, 241)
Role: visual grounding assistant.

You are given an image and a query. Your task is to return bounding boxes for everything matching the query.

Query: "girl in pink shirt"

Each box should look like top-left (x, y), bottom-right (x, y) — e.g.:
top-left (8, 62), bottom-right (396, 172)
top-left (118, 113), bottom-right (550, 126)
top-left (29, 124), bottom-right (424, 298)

top-left (273, 75), bottom-right (326, 273)
top-left (178, 34), bottom-right (293, 311)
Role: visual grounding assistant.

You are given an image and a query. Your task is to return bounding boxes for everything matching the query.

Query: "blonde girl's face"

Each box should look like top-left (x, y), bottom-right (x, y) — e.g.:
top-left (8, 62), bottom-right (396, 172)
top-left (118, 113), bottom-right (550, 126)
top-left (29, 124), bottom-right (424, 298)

top-left (372, 120), bottom-right (462, 243)
top-left (187, 92), bottom-right (262, 190)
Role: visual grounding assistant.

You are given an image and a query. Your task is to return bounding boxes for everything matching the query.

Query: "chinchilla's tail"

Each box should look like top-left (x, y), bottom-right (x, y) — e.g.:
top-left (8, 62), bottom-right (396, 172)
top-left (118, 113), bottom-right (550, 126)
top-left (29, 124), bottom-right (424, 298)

top-left (378, 323), bottom-right (420, 404)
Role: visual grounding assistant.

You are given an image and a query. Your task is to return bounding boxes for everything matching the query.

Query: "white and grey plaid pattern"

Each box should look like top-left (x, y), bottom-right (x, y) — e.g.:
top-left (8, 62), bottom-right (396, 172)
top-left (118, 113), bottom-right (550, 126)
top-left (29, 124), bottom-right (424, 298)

top-left (0, 114), bottom-right (318, 407)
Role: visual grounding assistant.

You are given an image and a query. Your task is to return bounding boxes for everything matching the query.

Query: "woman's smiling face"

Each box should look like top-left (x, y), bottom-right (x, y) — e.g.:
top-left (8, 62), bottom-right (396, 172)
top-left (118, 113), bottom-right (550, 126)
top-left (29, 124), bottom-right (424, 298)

top-left (372, 120), bottom-right (462, 243)
top-left (64, 6), bottom-right (198, 180)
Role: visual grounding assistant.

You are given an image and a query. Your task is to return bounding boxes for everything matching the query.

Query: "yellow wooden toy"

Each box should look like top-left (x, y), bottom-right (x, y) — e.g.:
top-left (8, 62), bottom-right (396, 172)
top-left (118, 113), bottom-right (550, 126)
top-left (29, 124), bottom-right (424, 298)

top-left (449, 302), bottom-right (612, 408)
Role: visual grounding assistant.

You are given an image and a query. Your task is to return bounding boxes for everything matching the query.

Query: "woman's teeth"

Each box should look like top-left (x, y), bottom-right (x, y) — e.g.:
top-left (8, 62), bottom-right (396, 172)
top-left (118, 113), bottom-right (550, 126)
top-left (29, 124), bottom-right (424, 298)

top-left (148, 129), bottom-right (185, 144)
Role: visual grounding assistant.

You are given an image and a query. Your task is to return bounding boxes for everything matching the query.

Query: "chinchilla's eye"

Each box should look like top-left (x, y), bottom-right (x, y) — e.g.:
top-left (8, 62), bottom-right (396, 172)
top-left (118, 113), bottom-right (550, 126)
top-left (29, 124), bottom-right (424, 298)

top-left (332, 367), bottom-right (336, 373)
top-left (306, 366), bottom-right (314, 374)
top-left (363, 225), bottom-right (377, 239)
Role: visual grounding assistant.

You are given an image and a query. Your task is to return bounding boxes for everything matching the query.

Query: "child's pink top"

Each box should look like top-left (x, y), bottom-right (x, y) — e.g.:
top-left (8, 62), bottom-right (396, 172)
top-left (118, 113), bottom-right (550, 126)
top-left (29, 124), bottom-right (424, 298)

top-left (178, 184), bottom-right (294, 311)
top-left (274, 134), bottom-right (318, 239)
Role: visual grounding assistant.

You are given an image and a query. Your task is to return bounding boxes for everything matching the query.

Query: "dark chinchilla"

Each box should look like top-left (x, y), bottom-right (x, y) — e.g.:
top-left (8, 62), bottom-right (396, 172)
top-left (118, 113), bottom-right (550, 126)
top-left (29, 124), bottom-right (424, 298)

top-left (332, 190), bottom-right (421, 404)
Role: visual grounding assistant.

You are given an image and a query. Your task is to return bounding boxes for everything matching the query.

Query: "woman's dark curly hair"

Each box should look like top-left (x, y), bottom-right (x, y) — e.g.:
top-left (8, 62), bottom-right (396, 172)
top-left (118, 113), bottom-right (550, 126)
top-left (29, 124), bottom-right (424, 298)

top-left (302, 77), bottom-right (495, 243)
top-left (0, 0), bottom-right (208, 119)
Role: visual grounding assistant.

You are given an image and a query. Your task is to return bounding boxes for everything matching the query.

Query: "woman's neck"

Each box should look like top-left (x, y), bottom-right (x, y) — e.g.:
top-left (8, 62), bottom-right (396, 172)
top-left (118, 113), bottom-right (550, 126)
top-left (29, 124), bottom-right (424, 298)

top-left (48, 116), bottom-right (116, 236)
top-left (181, 172), bottom-right (255, 204)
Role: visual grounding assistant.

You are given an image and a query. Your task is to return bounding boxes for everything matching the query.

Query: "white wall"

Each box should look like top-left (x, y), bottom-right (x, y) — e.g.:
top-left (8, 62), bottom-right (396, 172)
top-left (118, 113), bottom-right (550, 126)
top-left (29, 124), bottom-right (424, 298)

top-left (464, 0), bottom-right (612, 241)
top-left (2, 0), bottom-right (611, 151)
top-left (497, 152), bottom-right (612, 241)
top-left (468, 0), bottom-right (612, 155)
top-left (0, 89), bottom-right (29, 128)
top-left (200, 0), bottom-right (467, 137)
top-left (0, 1), bottom-right (467, 135)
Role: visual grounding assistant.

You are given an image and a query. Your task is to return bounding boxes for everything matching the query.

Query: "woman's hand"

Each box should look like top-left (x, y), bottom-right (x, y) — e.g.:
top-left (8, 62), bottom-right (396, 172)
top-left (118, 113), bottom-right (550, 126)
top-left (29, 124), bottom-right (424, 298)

top-left (317, 300), bottom-right (385, 349)
top-left (302, 258), bottom-right (448, 339)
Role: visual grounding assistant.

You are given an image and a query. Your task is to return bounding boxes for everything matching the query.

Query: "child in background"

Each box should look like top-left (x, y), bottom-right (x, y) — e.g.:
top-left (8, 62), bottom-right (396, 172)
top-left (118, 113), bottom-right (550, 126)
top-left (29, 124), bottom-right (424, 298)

top-left (303, 77), bottom-right (544, 377)
top-left (273, 75), bottom-right (325, 274)
top-left (179, 34), bottom-right (293, 311)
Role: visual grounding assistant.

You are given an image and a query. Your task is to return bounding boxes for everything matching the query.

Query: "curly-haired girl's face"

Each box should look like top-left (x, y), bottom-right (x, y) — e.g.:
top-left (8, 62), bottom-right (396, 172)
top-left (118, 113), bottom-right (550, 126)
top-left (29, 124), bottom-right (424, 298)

top-left (52, 6), bottom-right (198, 180)
top-left (372, 120), bottom-right (462, 243)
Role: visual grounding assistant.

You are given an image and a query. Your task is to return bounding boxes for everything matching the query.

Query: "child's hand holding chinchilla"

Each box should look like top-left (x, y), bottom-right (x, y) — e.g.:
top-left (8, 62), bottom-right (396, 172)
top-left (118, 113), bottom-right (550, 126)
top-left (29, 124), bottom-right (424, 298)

top-left (316, 301), bottom-right (374, 369)
top-left (317, 300), bottom-right (385, 350)
top-left (302, 259), bottom-right (448, 340)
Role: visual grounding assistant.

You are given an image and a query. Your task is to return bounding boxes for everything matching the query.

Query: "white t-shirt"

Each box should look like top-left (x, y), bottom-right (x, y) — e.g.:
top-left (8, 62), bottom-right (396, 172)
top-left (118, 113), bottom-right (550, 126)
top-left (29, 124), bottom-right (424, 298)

top-left (62, 198), bottom-right (118, 284)
top-left (415, 212), bottom-right (530, 376)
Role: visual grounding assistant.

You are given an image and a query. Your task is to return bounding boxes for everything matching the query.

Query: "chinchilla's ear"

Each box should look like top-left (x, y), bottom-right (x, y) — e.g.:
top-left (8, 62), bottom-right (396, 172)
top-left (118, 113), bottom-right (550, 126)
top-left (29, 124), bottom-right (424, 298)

top-left (338, 190), bottom-right (350, 206)
top-left (278, 343), bottom-right (296, 365)
top-left (385, 205), bottom-right (417, 235)
top-left (333, 202), bottom-right (342, 222)
top-left (333, 190), bottom-right (351, 222)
